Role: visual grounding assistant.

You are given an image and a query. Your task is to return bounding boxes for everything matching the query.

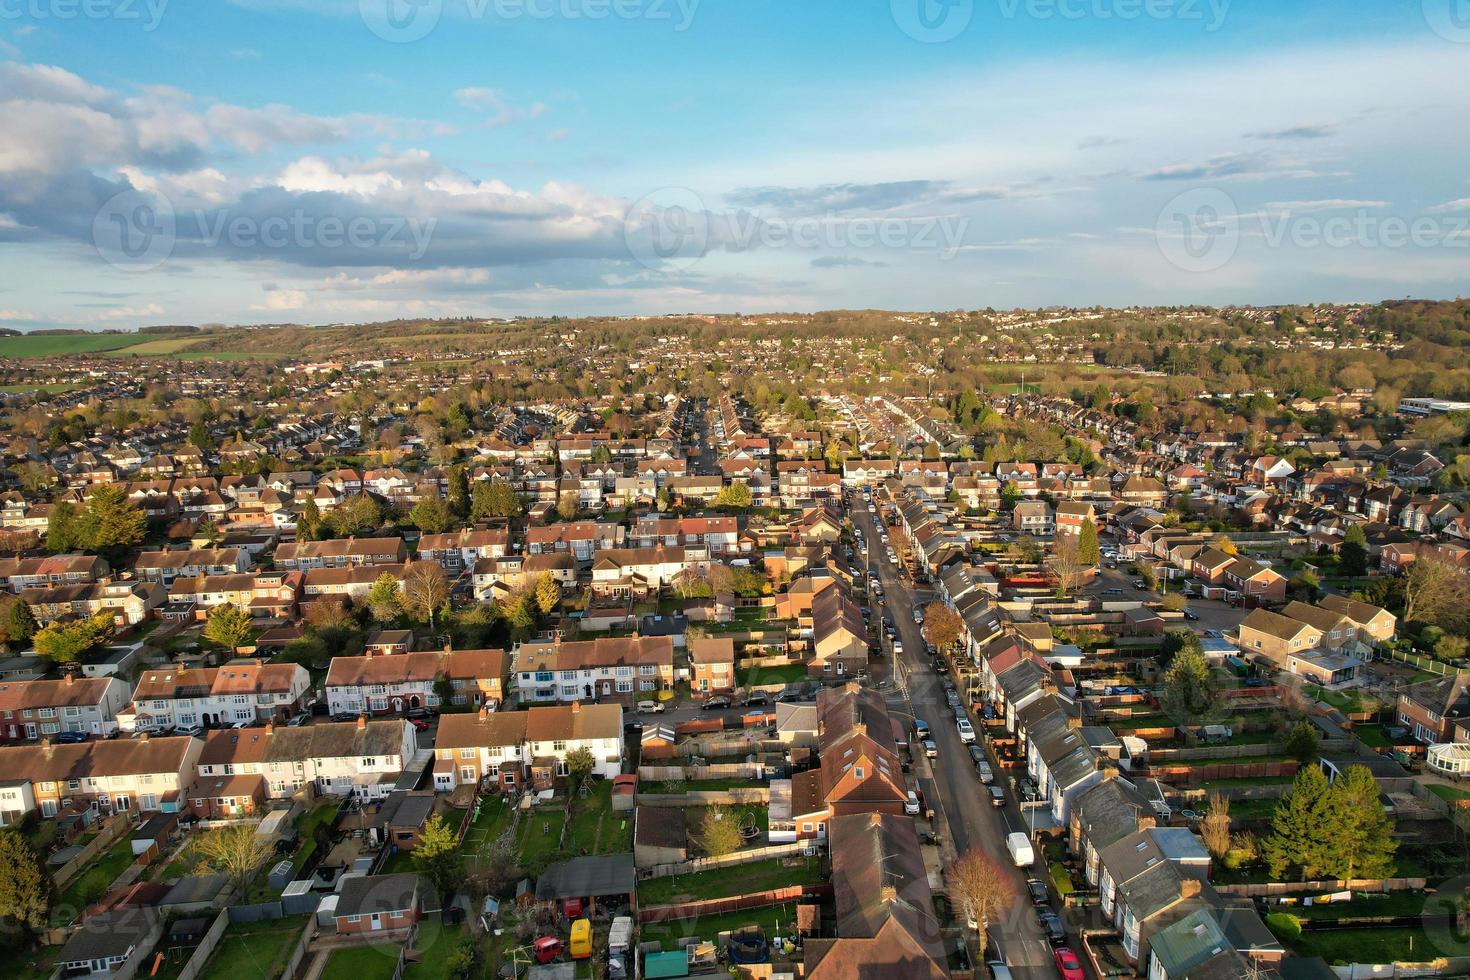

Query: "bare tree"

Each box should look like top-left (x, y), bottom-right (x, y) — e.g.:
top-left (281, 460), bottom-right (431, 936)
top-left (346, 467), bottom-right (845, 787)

top-left (404, 562), bottom-right (451, 632)
top-left (947, 849), bottom-right (1017, 957)
top-left (1200, 791), bottom-right (1232, 859)
top-left (191, 824), bottom-right (276, 900)
top-left (1048, 532), bottom-right (1089, 598)
top-left (1403, 556), bottom-right (1470, 631)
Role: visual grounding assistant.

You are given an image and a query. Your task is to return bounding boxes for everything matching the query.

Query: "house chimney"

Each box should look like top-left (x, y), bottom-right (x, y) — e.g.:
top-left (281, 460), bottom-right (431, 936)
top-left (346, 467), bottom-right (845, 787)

top-left (880, 884), bottom-right (898, 904)
top-left (65, 673), bottom-right (74, 686)
top-left (1180, 878), bottom-right (1202, 899)
top-left (266, 719), bottom-right (275, 735)
top-left (139, 731), bottom-right (149, 742)
top-left (356, 714), bottom-right (367, 730)
top-left (571, 701), bottom-right (581, 714)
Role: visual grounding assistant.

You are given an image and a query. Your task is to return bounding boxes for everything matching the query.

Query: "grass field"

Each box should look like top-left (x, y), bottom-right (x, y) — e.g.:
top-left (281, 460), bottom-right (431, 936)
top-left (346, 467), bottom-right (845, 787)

top-left (197, 917), bottom-right (309, 980)
top-left (0, 333), bottom-right (150, 357)
top-left (639, 902), bottom-right (797, 950)
top-left (1428, 783), bottom-right (1470, 804)
top-left (515, 781), bottom-right (630, 874)
top-left (319, 942), bottom-right (400, 980)
top-left (289, 802), bottom-right (338, 874)
top-left (55, 836), bottom-right (138, 921)
top-left (107, 336), bottom-right (205, 355)
top-left (639, 854), bottom-right (824, 906)
top-left (1288, 926), bottom-right (1435, 965)
top-left (736, 662), bottom-right (808, 686)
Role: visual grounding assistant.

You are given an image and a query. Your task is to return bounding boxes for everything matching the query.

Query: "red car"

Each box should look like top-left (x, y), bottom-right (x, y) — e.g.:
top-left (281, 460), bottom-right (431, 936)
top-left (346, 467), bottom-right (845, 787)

top-left (1053, 947), bottom-right (1084, 980)
top-left (407, 717), bottom-right (431, 731)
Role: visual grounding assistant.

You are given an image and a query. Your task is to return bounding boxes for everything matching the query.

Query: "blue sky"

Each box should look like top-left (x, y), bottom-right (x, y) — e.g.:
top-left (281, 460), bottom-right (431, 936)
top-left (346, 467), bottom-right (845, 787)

top-left (2, 0), bottom-right (1469, 328)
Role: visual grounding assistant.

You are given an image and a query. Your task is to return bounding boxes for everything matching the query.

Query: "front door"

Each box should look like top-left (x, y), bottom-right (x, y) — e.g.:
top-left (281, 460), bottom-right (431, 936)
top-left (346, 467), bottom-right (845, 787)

top-left (370, 914), bottom-right (382, 931)
top-left (24, 723), bottom-right (35, 739)
top-left (114, 795), bottom-right (130, 811)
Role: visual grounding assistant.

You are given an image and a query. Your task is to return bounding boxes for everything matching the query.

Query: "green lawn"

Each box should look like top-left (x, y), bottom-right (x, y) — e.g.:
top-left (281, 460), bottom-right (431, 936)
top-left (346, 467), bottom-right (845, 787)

top-left (1293, 892), bottom-right (1430, 921)
top-left (1355, 724), bottom-right (1393, 749)
top-left (1428, 784), bottom-right (1470, 804)
top-left (639, 902), bottom-right (797, 950)
top-left (0, 333), bottom-right (154, 357)
top-left (197, 916), bottom-right (309, 980)
top-left (403, 918), bottom-right (465, 979)
top-left (639, 854), bottom-right (825, 906)
top-left (515, 783), bottom-right (627, 875)
top-left (1305, 685), bottom-right (1377, 715)
top-left (1289, 927), bottom-right (1436, 965)
top-left (319, 943), bottom-right (400, 980)
top-left (736, 662), bottom-right (808, 686)
top-left (290, 803), bottom-right (339, 874)
top-left (0, 944), bottom-right (60, 980)
top-left (55, 836), bottom-right (137, 921)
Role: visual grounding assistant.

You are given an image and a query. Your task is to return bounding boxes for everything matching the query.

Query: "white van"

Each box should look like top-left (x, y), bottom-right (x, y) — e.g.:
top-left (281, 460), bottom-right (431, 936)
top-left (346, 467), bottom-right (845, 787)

top-left (1006, 832), bottom-right (1035, 867)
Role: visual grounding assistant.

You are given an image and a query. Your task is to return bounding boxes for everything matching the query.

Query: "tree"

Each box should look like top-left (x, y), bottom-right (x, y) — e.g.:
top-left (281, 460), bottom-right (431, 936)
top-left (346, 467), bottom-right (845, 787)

top-left (1262, 765), bottom-right (1333, 880)
top-left (0, 828), bottom-right (53, 939)
top-left (1327, 765), bottom-right (1397, 880)
top-left (45, 500), bottom-right (81, 553)
top-left (413, 814), bottom-right (466, 903)
top-left (1160, 592), bottom-right (1189, 612)
top-left (697, 805), bottom-right (743, 858)
top-left (410, 497), bottom-right (452, 534)
top-left (922, 602), bottom-right (963, 652)
top-left (188, 417), bottom-right (216, 453)
top-left (191, 824), bottom-right (275, 900)
top-left (33, 613), bottom-right (113, 663)
top-left (471, 479), bottom-right (521, 521)
top-left (714, 481), bottom-right (753, 510)
top-left (203, 604), bottom-right (253, 651)
top-left (565, 746), bottom-right (595, 794)
top-left (303, 595), bottom-right (354, 631)
top-left (1403, 556), bottom-right (1470, 631)
top-left (999, 481), bottom-right (1022, 511)
top-left (446, 464), bottom-right (470, 521)
top-left (6, 600), bottom-right (37, 648)
top-left (1077, 518), bottom-right (1101, 567)
top-left (296, 496), bottom-right (322, 542)
top-left (947, 850), bottom-right (1017, 957)
top-left (1283, 719), bottom-right (1320, 764)
top-left (1049, 533), bottom-right (1089, 598)
top-left (366, 572), bottom-right (404, 623)
top-left (533, 574), bottom-right (561, 616)
top-left (77, 484), bottom-right (147, 552)
top-left (555, 493), bottom-right (579, 522)
top-left (404, 562), bottom-right (450, 631)
top-left (1160, 633), bottom-right (1217, 723)
top-left (1339, 524), bottom-right (1369, 577)
top-left (1200, 792), bottom-right (1231, 859)
top-left (1209, 533), bottom-right (1238, 556)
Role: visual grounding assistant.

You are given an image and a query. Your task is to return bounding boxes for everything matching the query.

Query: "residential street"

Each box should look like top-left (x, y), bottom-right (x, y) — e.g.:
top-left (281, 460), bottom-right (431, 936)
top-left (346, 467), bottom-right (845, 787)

top-left (852, 503), bottom-right (1074, 980)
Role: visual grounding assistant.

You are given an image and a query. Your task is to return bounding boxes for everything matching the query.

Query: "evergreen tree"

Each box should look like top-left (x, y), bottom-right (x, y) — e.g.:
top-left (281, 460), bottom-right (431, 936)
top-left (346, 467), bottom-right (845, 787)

top-left (446, 464), bottom-right (470, 521)
top-left (297, 496), bottom-right (322, 542)
top-left (0, 828), bottom-right (54, 939)
top-left (366, 572), bottom-right (404, 623)
top-left (533, 574), bottom-right (561, 616)
top-left (1077, 518), bottom-right (1101, 567)
top-left (202, 604), bottom-right (254, 650)
top-left (1160, 634), bottom-right (1217, 723)
top-left (413, 814), bottom-right (466, 904)
top-left (77, 484), bottom-right (147, 552)
top-left (46, 500), bottom-right (80, 553)
top-left (410, 497), bottom-right (452, 534)
top-left (1283, 719), bottom-right (1320, 764)
top-left (6, 601), bottom-right (38, 647)
top-left (1262, 764), bottom-right (1333, 880)
top-left (188, 417), bottom-right (216, 453)
top-left (1326, 765), bottom-right (1397, 880)
top-left (1339, 523), bottom-right (1369, 577)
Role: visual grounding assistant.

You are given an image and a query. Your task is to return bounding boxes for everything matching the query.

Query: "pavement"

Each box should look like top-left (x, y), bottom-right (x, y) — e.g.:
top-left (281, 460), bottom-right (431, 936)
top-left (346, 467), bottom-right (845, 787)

top-left (852, 501), bottom-right (1078, 980)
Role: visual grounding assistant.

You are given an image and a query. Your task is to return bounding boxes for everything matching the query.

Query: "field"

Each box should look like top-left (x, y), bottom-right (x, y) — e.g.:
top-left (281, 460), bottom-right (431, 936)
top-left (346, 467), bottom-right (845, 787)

top-left (0, 333), bottom-right (150, 357)
top-left (107, 336), bottom-right (206, 355)
top-left (197, 917), bottom-right (309, 980)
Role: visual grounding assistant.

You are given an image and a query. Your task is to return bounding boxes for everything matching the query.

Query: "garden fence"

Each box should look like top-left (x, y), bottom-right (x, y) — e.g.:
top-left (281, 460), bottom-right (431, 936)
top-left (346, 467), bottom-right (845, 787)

top-left (174, 909), bottom-right (231, 980)
top-left (641, 841), bottom-right (815, 878)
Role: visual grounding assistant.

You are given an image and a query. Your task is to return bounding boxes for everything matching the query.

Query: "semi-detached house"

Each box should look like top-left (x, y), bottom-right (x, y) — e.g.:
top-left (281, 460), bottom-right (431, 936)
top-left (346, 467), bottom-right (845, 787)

top-left (120, 659), bottom-right (313, 731)
top-left (511, 636), bottom-right (674, 704)
top-left (325, 648), bottom-right (509, 716)
top-left (0, 735), bottom-right (201, 822)
top-left (431, 702), bottom-right (624, 793)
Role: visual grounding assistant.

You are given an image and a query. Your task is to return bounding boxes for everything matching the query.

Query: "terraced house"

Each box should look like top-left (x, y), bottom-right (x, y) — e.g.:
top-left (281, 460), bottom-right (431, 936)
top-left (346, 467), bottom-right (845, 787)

top-left (324, 648), bottom-right (509, 716)
top-left (511, 636), bottom-right (674, 704)
top-left (0, 675), bottom-right (132, 741)
top-left (0, 735), bottom-right (201, 820)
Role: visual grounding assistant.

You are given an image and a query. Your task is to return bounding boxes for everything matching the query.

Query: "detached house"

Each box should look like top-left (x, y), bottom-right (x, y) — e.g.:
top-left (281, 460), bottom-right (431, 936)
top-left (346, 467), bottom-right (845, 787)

top-left (1397, 673), bottom-right (1470, 744)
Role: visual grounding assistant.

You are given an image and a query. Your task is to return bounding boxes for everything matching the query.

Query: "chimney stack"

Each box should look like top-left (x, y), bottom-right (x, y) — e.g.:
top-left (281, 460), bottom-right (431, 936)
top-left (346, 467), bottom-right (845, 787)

top-left (65, 673), bottom-right (74, 686)
top-left (571, 701), bottom-right (581, 714)
top-left (880, 884), bottom-right (898, 904)
top-left (1180, 878), bottom-right (1202, 899)
top-left (356, 714), bottom-right (367, 730)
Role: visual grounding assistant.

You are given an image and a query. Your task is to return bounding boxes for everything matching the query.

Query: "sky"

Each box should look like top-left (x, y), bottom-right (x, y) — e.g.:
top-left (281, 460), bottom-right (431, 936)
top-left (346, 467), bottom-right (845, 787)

top-left (1, 0), bottom-right (1469, 329)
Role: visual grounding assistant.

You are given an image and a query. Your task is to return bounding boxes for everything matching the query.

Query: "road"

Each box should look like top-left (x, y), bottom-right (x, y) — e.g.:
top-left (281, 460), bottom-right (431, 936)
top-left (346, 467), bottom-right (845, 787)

top-left (852, 499), bottom-right (1068, 980)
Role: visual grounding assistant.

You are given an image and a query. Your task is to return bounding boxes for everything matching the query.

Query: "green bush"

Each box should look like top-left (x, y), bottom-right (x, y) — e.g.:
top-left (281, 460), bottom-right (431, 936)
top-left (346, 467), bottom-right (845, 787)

top-left (1266, 912), bottom-right (1302, 941)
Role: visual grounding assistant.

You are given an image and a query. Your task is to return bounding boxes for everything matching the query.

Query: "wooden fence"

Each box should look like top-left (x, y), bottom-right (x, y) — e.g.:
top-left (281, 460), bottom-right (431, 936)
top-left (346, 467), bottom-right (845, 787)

top-left (53, 812), bottom-right (136, 888)
top-left (1213, 876), bottom-right (1426, 898)
top-left (640, 841), bottom-right (815, 878)
top-left (175, 909), bottom-right (231, 980)
top-left (279, 918), bottom-right (318, 980)
top-left (637, 764), bottom-right (768, 784)
top-left (635, 788), bottom-right (770, 807)
top-left (637, 882), bottom-right (832, 924)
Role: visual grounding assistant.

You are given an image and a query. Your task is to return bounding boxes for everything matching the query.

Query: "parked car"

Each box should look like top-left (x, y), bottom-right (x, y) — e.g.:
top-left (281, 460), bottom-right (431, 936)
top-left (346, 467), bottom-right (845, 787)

top-left (945, 689), bottom-right (962, 708)
top-left (957, 718), bottom-right (976, 742)
top-left (1053, 947), bottom-right (1084, 980)
top-left (701, 696), bottom-right (731, 710)
top-left (175, 725), bottom-right (204, 738)
top-left (987, 962), bottom-right (1015, 980)
top-left (914, 719), bottom-right (931, 741)
top-left (288, 712), bottom-right (310, 727)
top-left (891, 640), bottom-right (903, 655)
top-left (975, 760), bottom-right (994, 784)
top-left (1183, 609), bottom-right (1200, 621)
top-left (636, 700), bottom-right (664, 714)
top-left (1039, 911), bottom-right (1067, 945)
top-left (989, 785), bottom-right (1006, 807)
top-left (407, 717), bottom-right (431, 732)
top-left (905, 791), bottom-right (921, 816)
top-left (1027, 878), bottom-right (1049, 906)
top-left (229, 720), bottom-right (251, 730)
top-left (913, 608), bottom-right (925, 625)
top-left (55, 731), bottom-right (89, 744)
top-left (405, 706), bottom-right (433, 719)
top-left (742, 692), bottom-right (769, 707)
top-left (922, 739), bottom-right (939, 759)
top-left (1101, 588), bottom-right (1122, 596)
top-left (330, 712), bottom-right (359, 723)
